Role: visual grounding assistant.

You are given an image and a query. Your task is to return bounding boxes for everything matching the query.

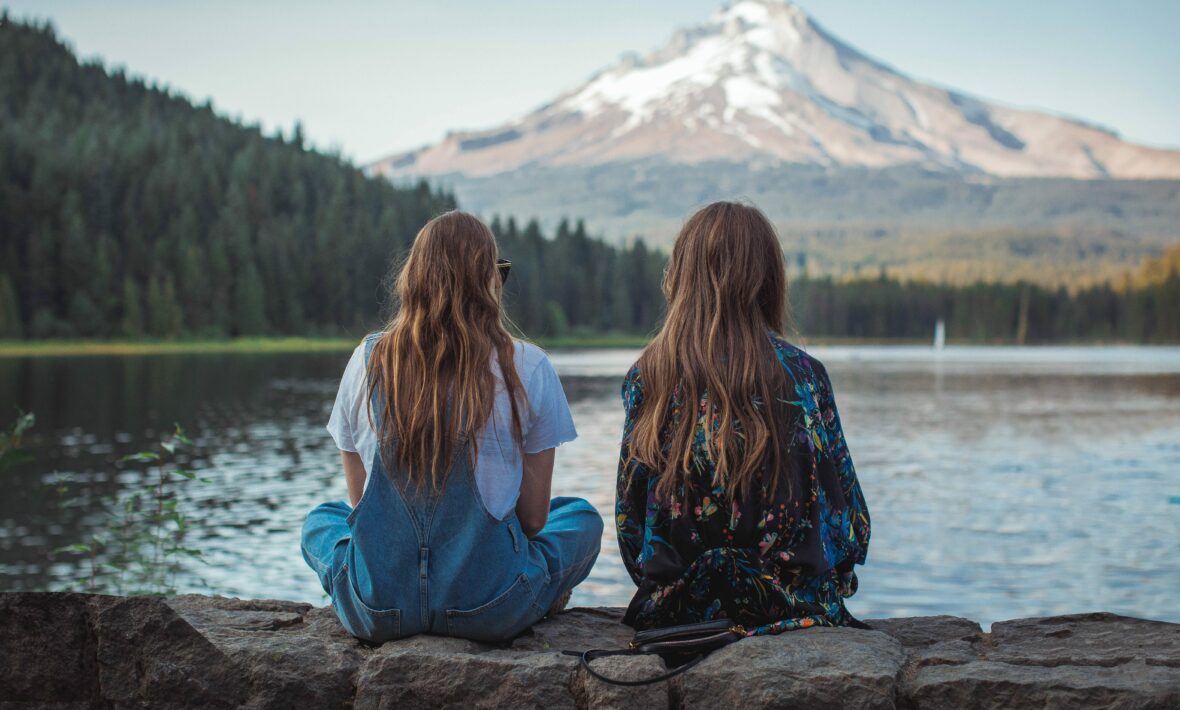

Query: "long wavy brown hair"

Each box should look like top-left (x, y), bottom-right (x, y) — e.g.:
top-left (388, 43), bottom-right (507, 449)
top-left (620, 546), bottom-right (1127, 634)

top-left (366, 210), bottom-right (526, 490)
top-left (627, 201), bottom-right (794, 501)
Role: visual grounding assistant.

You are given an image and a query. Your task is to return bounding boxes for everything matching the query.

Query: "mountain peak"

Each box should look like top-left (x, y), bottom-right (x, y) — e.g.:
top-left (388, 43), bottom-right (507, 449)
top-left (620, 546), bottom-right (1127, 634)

top-left (370, 1), bottom-right (1180, 180)
top-left (713, 0), bottom-right (809, 30)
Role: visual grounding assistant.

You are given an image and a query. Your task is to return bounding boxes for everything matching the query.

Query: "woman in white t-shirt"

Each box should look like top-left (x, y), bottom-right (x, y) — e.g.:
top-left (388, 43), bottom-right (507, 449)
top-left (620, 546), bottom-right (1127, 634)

top-left (300, 210), bottom-right (602, 643)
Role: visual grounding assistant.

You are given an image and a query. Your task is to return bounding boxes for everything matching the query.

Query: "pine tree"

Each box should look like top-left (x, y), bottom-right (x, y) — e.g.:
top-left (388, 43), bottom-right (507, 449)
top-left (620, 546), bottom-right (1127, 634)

top-left (67, 291), bottom-right (102, 337)
top-left (161, 276), bottom-right (184, 337)
top-left (121, 277), bottom-right (144, 338)
top-left (145, 277), bottom-right (165, 337)
top-left (541, 301), bottom-right (569, 338)
top-left (0, 274), bottom-right (22, 338)
top-left (234, 262), bottom-right (267, 335)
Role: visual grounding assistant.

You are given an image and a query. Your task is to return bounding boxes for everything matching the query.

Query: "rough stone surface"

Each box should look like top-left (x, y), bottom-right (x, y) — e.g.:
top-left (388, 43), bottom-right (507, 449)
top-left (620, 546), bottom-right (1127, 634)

top-left (0, 592), bottom-right (100, 704)
top-left (570, 654), bottom-right (669, 710)
top-left (166, 595), bottom-right (361, 710)
top-left (903, 612), bottom-right (1180, 709)
top-left (679, 625), bottom-right (907, 709)
top-left (905, 661), bottom-right (1179, 710)
top-left (2, 593), bottom-right (1177, 709)
top-left (986, 612), bottom-right (1180, 668)
top-left (355, 644), bottom-right (576, 709)
top-left (0, 593), bottom-right (245, 709)
top-left (865, 614), bottom-right (983, 648)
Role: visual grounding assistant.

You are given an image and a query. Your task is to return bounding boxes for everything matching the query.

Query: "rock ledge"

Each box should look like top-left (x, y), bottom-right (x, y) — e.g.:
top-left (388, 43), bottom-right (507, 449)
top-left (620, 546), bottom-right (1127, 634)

top-left (1, 593), bottom-right (1176, 708)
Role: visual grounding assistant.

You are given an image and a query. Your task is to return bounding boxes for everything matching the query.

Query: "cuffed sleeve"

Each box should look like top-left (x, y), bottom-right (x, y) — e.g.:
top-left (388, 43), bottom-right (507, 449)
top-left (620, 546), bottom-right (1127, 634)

top-left (616, 365), bottom-right (649, 586)
top-left (815, 361), bottom-right (870, 566)
top-left (521, 354), bottom-right (578, 453)
top-left (326, 343), bottom-right (366, 453)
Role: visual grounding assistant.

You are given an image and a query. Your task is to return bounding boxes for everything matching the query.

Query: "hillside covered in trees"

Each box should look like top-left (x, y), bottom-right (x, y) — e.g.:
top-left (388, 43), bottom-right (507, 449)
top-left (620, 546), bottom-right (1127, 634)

top-left (0, 16), bottom-right (664, 340)
top-left (0, 15), bottom-right (1176, 345)
top-left (0, 17), bottom-right (440, 338)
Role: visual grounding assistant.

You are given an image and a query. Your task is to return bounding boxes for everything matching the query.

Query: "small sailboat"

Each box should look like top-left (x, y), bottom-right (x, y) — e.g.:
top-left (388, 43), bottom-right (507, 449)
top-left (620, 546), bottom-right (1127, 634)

top-left (933, 319), bottom-right (946, 351)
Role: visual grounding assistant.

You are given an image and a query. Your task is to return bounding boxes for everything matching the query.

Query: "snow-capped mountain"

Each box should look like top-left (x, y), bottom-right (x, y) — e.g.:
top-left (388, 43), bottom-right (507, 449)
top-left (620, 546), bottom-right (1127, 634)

top-left (370, 0), bottom-right (1180, 180)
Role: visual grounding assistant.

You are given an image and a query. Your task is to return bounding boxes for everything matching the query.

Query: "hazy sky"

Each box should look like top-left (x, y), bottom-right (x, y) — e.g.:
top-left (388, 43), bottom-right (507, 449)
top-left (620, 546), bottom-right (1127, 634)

top-left (5, 0), bottom-right (1179, 163)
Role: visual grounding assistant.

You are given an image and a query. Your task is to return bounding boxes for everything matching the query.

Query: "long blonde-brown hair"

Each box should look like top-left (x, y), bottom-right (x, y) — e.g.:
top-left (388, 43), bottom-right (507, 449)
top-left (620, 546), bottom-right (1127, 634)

top-left (367, 210), bottom-right (526, 490)
top-left (627, 201), bottom-right (794, 501)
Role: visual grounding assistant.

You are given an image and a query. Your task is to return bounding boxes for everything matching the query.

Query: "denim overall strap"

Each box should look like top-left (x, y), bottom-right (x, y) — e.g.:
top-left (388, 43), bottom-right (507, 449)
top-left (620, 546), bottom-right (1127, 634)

top-left (353, 332), bottom-right (442, 629)
top-left (360, 333), bottom-right (442, 542)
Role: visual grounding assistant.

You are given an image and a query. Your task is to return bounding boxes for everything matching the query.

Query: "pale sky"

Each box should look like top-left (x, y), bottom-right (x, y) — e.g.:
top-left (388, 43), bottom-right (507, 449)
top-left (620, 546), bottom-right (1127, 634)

top-left (5, 0), bottom-right (1179, 163)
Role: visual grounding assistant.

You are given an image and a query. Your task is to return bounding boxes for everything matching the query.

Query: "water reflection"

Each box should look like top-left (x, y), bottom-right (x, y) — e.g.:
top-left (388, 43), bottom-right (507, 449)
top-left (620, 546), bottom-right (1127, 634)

top-left (2, 346), bottom-right (1179, 627)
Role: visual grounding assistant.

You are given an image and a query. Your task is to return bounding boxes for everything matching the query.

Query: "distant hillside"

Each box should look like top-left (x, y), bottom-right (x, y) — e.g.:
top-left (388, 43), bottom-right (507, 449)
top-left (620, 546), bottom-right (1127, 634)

top-left (431, 161), bottom-right (1180, 285)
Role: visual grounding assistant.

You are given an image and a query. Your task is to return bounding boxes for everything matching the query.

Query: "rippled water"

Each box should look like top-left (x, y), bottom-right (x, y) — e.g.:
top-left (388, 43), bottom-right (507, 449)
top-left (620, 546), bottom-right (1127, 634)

top-left (2, 346), bottom-right (1179, 627)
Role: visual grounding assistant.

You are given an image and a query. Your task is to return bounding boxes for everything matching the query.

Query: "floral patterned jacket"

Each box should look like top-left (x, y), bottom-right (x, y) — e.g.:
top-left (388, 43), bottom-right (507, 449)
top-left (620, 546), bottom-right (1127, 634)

top-left (616, 333), bottom-right (871, 635)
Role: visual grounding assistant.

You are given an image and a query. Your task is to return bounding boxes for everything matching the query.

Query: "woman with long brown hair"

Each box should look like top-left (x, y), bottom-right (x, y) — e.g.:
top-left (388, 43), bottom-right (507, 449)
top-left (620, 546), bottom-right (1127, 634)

top-left (616, 201), bottom-right (870, 635)
top-left (302, 210), bottom-right (602, 643)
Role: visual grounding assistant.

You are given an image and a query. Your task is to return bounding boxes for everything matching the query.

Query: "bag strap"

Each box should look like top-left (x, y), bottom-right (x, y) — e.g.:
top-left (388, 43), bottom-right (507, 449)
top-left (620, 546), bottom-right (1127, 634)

top-left (564, 614), bottom-right (871, 687)
top-left (847, 613), bottom-right (872, 630)
top-left (560, 649), bottom-right (706, 687)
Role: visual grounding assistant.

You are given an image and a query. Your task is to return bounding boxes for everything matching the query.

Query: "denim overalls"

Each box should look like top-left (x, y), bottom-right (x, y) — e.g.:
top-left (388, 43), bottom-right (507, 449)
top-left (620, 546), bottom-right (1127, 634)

top-left (301, 334), bottom-right (602, 643)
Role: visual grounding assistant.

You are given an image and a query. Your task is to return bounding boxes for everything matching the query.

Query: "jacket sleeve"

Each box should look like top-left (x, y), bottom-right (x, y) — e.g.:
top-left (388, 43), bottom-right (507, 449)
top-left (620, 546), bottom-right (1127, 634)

top-left (816, 361), bottom-right (871, 566)
top-left (616, 365), bottom-right (649, 586)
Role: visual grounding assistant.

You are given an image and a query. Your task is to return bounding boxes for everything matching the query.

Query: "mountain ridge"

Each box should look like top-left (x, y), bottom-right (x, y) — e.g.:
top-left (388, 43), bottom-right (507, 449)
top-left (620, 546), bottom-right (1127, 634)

top-left (370, 0), bottom-right (1180, 181)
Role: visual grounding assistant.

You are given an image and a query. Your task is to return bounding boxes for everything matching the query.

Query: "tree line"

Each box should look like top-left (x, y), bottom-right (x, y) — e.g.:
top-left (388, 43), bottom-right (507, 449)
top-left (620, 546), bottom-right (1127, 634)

top-left (0, 16), bottom-right (1176, 344)
top-left (491, 216), bottom-right (665, 338)
top-left (790, 262), bottom-right (1180, 344)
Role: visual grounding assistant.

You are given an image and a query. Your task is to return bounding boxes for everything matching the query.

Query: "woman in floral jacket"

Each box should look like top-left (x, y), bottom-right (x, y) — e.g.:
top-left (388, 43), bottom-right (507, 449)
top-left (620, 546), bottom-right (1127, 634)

top-left (616, 201), bottom-right (871, 636)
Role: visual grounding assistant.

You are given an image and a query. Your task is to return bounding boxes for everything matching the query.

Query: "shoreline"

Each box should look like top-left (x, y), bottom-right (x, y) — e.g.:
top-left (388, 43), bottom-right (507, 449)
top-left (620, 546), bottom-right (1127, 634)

top-left (2, 334), bottom-right (1174, 358)
top-left (0, 335), bottom-right (652, 358)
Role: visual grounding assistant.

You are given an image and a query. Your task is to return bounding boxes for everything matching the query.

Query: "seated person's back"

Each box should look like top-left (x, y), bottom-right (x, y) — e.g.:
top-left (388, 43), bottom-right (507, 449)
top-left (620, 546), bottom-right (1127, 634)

top-left (616, 201), bottom-right (871, 636)
top-left (301, 210), bottom-right (602, 643)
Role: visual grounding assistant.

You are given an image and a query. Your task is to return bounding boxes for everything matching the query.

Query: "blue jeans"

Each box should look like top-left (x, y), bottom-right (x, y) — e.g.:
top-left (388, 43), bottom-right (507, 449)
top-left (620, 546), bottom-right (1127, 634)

top-left (301, 493), bottom-right (602, 642)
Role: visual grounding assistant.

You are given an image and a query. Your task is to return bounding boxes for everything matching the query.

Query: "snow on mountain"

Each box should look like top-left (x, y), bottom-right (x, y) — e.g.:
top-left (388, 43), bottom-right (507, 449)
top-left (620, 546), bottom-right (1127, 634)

top-left (370, 0), bottom-right (1180, 180)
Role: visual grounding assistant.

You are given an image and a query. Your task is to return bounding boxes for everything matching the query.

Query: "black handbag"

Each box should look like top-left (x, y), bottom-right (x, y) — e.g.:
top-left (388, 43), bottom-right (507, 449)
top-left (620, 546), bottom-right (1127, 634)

top-left (563, 614), bottom-right (873, 687)
top-left (561, 619), bottom-right (746, 687)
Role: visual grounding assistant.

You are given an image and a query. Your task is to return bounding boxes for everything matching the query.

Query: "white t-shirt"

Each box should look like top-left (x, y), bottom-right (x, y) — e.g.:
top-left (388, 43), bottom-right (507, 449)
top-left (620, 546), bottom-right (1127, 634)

top-left (326, 338), bottom-right (578, 519)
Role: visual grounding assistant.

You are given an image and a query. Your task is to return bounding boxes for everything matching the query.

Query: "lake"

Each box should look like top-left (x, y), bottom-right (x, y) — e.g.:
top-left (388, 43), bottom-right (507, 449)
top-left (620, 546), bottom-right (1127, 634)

top-left (2, 345), bottom-right (1179, 628)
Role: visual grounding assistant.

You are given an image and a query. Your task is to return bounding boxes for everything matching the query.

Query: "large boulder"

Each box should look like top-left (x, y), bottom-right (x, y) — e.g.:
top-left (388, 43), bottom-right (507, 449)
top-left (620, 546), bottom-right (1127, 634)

top-left (0, 592), bottom-right (245, 708)
top-left (678, 625), bottom-right (907, 709)
top-left (902, 612), bottom-right (1180, 709)
top-left (0, 592), bottom-right (100, 704)
top-left (165, 595), bottom-right (362, 710)
top-left (2, 593), bottom-right (1177, 709)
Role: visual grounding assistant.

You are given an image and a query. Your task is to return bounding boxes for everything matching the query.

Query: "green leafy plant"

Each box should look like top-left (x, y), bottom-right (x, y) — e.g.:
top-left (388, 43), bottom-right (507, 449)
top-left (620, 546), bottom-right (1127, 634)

top-left (0, 410), bottom-right (34, 472)
top-left (54, 423), bottom-right (209, 595)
